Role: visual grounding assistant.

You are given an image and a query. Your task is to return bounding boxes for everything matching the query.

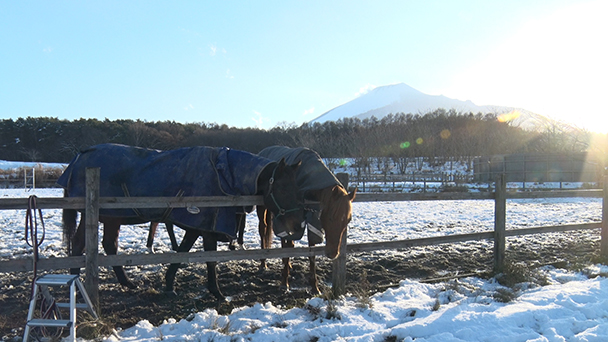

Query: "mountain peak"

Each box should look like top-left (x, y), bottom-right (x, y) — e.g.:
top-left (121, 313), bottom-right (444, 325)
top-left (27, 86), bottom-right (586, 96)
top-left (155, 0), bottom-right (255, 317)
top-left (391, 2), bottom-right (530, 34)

top-left (311, 83), bottom-right (518, 124)
top-left (310, 83), bottom-right (557, 132)
top-left (356, 83), bottom-right (425, 101)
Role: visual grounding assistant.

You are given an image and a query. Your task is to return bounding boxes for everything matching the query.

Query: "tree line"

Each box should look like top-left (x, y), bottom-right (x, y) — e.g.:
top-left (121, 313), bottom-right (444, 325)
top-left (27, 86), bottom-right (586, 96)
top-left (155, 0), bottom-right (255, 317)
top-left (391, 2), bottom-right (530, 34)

top-left (1, 110), bottom-right (605, 171)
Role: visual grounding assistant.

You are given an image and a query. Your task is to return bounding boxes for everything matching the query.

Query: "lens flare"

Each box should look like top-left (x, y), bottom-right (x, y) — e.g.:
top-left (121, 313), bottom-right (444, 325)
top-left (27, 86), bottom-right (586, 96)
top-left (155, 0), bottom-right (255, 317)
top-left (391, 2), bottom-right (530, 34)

top-left (416, 138), bottom-right (423, 145)
top-left (400, 141), bottom-right (411, 149)
top-left (498, 110), bottom-right (522, 123)
top-left (339, 159), bottom-right (347, 167)
top-left (440, 129), bottom-right (451, 139)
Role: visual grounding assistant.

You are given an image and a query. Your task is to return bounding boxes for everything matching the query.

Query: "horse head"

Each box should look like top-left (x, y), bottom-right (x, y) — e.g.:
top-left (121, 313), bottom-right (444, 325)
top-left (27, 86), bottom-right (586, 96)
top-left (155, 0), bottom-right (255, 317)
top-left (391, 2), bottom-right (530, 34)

top-left (321, 185), bottom-right (356, 259)
top-left (261, 158), bottom-right (304, 236)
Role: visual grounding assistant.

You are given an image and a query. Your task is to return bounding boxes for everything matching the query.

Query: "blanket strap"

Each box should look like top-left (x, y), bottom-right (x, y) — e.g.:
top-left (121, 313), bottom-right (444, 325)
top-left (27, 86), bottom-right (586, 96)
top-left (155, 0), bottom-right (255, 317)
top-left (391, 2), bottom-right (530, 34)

top-left (121, 183), bottom-right (145, 218)
top-left (121, 184), bottom-right (185, 221)
top-left (161, 190), bottom-right (185, 221)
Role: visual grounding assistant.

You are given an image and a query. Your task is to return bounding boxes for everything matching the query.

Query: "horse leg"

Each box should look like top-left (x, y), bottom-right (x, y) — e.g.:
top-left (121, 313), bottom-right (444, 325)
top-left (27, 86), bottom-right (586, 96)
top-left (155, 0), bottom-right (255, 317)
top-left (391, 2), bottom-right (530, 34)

top-left (308, 242), bottom-right (320, 295)
top-left (147, 222), bottom-right (159, 253)
top-left (281, 239), bottom-right (295, 291)
top-left (257, 206), bottom-right (273, 270)
top-left (230, 213), bottom-right (246, 251)
top-left (165, 223), bottom-right (178, 251)
top-left (202, 232), bottom-right (225, 301)
top-left (165, 229), bottom-right (199, 294)
top-left (69, 215), bottom-right (86, 276)
top-left (237, 213), bottom-right (245, 248)
top-left (263, 212), bottom-right (273, 251)
top-left (102, 221), bottom-right (137, 289)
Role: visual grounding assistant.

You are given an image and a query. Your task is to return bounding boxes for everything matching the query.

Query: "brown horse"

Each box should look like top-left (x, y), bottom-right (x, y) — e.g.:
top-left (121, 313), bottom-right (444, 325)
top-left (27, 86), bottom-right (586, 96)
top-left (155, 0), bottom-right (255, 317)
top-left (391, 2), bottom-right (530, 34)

top-left (59, 144), bottom-right (303, 300)
top-left (257, 146), bottom-right (356, 294)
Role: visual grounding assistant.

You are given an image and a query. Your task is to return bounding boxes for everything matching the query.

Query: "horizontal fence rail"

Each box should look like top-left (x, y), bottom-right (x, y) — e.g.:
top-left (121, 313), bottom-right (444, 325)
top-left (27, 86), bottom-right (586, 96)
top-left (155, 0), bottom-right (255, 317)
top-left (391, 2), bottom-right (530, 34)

top-left (0, 169), bottom-right (606, 313)
top-left (0, 195), bottom-right (265, 210)
top-left (353, 189), bottom-right (603, 201)
top-left (0, 189), bottom-right (602, 209)
top-left (0, 221), bottom-right (602, 275)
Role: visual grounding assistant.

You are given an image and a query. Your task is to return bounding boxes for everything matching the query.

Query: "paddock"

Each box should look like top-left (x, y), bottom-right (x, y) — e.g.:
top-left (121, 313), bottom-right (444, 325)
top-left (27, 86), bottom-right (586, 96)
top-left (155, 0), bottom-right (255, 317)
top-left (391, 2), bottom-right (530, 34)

top-left (0, 168), bottom-right (606, 319)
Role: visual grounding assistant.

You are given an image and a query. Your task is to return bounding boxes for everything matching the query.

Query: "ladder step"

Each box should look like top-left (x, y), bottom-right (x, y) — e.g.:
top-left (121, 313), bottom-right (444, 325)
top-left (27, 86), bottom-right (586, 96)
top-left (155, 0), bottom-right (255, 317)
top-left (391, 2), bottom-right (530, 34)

top-left (23, 275), bottom-right (96, 342)
top-left (26, 319), bottom-right (72, 328)
top-left (56, 303), bottom-right (90, 310)
top-left (35, 275), bottom-right (79, 286)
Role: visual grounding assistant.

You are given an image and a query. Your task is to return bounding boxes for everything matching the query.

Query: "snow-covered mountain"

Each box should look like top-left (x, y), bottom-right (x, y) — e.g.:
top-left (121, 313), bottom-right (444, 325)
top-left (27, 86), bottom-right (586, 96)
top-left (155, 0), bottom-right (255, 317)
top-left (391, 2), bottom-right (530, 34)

top-left (311, 83), bottom-right (553, 130)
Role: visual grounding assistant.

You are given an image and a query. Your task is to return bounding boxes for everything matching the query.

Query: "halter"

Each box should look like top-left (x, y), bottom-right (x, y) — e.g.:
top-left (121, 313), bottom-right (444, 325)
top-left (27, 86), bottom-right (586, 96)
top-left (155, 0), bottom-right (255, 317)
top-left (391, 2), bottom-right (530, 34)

top-left (267, 163), bottom-right (303, 217)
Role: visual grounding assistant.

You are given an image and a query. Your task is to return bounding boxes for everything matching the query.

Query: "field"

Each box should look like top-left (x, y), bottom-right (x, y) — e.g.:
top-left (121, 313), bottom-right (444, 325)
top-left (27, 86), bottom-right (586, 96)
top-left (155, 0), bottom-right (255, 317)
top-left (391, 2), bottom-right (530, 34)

top-left (0, 186), bottom-right (604, 341)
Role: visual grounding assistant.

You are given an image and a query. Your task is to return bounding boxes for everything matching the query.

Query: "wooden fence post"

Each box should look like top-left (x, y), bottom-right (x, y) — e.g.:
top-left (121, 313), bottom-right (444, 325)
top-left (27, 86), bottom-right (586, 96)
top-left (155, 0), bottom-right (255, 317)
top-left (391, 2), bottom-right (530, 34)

top-left (85, 168), bottom-right (100, 313)
top-left (494, 174), bottom-right (506, 273)
top-left (601, 176), bottom-right (608, 256)
top-left (332, 173), bottom-right (349, 297)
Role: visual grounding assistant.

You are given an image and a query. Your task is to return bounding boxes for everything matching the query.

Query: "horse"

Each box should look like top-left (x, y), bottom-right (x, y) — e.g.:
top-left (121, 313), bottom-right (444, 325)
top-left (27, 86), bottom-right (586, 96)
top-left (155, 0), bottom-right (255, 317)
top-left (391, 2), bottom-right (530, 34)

top-left (58, 143), bottom-right (303, 300)
top-left (257, 146), bottom-right (356, 294)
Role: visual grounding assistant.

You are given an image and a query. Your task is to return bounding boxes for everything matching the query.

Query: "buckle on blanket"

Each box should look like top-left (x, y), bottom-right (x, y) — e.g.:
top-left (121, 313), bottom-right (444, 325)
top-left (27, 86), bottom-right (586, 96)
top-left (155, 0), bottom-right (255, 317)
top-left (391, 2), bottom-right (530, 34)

top-left (187, 205), bottom-right (200, 214)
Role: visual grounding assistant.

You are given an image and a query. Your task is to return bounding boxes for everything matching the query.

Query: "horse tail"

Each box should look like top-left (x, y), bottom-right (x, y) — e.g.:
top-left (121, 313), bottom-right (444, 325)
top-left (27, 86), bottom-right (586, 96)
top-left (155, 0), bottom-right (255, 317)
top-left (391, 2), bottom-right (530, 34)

top-left (62, 190), bottom-right (77, 254)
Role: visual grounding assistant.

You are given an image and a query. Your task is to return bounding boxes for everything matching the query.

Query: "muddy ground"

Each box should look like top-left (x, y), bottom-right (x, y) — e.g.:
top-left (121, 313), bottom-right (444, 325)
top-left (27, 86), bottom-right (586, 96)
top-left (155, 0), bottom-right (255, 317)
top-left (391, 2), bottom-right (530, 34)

top-left (0, 231), bottom-right (602, 341)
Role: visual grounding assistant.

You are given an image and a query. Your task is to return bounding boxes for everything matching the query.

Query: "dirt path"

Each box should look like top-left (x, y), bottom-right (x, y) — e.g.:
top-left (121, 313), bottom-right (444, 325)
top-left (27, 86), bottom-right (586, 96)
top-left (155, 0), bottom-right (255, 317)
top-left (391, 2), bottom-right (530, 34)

top-left (0, 231), bottom-right (601, 341)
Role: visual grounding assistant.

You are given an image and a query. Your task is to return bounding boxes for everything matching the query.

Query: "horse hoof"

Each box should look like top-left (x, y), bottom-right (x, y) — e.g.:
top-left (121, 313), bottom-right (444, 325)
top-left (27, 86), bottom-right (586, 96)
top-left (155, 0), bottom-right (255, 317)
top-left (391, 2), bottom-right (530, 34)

top-left (210, 290), bottom-right (226, 302)
top-left (122, 281), bottom-right (138, 290)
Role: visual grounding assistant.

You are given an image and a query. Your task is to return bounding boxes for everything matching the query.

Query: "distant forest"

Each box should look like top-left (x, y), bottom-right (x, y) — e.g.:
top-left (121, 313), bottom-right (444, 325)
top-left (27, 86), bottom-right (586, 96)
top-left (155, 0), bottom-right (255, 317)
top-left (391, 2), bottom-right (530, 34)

top-left (1, 110), bottom-right (606, 169)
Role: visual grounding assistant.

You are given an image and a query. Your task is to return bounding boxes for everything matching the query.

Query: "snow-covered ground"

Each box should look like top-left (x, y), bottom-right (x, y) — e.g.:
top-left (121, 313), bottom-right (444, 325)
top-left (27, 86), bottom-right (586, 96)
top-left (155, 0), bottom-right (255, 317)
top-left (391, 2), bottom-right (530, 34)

top-left (1, 186), bottom-right (606, 341)
top-left (0, 160), bottom-right (65, 170)
top-left (111, 272), bottom-right (608, 342)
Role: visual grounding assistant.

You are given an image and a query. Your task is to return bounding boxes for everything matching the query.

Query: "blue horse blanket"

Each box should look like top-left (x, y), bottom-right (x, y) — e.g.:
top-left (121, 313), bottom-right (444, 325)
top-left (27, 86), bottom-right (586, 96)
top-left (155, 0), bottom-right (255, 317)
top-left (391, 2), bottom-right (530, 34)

top-left (57, 143), bottom-right (272, 240)
top-left (258, 146), bottom-right (343, 198)
top-left (258, 146), bottom-right (343, 243)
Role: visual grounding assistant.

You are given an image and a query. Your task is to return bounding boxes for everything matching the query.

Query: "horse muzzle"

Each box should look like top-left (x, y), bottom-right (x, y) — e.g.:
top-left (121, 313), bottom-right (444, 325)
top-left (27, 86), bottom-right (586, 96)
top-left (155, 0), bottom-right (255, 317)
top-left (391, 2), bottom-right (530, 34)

top-left (272, 216), bottom-right (304, 240)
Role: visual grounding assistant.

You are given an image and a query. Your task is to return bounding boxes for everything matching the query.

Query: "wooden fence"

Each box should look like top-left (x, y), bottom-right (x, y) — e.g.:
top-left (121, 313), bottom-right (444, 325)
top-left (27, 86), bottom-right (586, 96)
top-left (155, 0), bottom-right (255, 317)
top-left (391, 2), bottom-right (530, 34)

top-left (352, 172), bottom-right (473, 192)
top-left (474, 153), bottom-right (604, 185)
top-left (0, 169), bottom-right (606, 314)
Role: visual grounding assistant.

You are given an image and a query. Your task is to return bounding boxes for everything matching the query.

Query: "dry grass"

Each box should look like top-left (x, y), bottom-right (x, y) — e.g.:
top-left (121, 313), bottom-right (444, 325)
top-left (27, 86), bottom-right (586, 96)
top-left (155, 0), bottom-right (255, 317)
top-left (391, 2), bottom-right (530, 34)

top-left (351, 270), bottom-right (373, 309)
top-left (0, 165), bottom-right (65, 188)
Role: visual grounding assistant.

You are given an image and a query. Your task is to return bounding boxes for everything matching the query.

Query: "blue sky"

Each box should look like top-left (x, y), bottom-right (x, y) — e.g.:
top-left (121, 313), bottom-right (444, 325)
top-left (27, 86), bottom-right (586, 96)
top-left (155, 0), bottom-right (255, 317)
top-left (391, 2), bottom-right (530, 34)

top-left (1, 1), bottom-right (606, 132)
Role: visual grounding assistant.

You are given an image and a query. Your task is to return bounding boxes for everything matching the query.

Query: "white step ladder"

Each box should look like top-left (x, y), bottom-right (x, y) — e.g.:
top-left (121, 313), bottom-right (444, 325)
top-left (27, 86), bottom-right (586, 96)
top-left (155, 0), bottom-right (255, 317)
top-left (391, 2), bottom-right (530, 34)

top-left (24, 168), bottom-right (35, 190)
top-left (23, 274), bottom-right (98, 342)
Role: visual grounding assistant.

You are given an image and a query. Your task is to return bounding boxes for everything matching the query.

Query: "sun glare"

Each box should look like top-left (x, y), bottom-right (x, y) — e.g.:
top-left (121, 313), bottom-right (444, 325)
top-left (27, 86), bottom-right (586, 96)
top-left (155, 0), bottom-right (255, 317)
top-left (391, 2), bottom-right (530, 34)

top-left (446, 1), bottom-right (608, 134)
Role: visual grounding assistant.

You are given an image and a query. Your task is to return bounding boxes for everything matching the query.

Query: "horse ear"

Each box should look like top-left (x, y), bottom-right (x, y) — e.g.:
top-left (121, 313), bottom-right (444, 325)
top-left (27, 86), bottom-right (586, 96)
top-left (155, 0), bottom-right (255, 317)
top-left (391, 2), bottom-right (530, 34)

top-left (330, 185), bottom-right (349, 201)
top-left (348, 187), bottom-right (357, 202)
top-left (277, 158), bottom-right (287, 171)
